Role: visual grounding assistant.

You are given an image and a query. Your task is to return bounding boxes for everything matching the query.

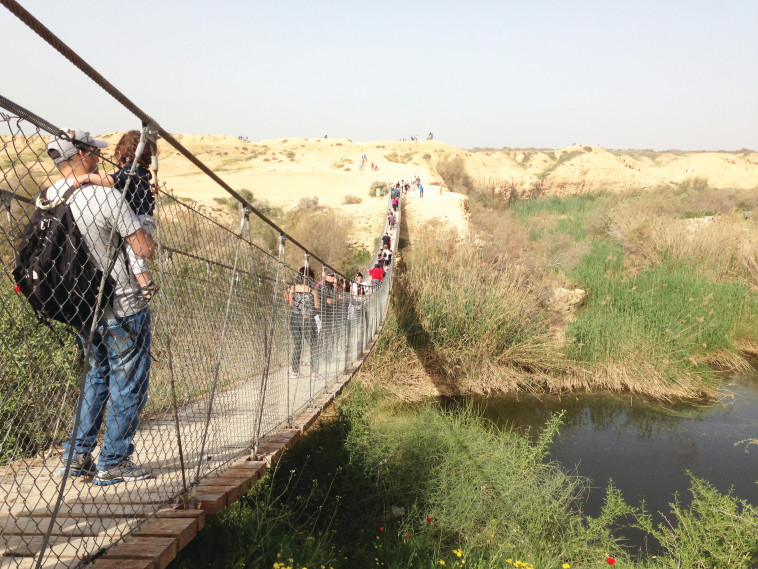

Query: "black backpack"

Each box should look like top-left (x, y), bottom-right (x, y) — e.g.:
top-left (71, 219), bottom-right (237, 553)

top-left (12, 185), bottom-right (114, 332)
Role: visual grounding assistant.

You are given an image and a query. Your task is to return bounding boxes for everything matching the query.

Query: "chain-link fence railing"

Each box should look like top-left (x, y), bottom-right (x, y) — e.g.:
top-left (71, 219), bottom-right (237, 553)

top-left (0, 99), bottom-right (398, 568)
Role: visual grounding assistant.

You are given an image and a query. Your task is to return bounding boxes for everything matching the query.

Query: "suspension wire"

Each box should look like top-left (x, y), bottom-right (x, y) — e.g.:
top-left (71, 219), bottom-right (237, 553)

top-left (253, 234), bottom-right (286, 454)
top-left (0, 1), bottom-right (349, 284)
top-left (190, 206), bottom-right (248, 506)
top-left (0, 94), bottom-right (61, 137)
top-left (150, 137), bottom-right (188, 497)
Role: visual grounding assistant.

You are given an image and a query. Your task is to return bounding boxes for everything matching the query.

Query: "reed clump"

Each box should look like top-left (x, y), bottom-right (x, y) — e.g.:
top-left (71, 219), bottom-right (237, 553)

top-left (363, 217), bottom-right (568, 397)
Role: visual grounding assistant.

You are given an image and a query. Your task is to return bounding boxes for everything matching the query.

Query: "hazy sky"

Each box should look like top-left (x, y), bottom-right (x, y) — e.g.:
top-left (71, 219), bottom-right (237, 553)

top-left (2, 0), bottom-right (757, 150)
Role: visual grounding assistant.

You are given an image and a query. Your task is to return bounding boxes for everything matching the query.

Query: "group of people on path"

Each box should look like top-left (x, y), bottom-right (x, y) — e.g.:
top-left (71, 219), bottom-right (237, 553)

top-left (286, 222), bottom-right (395, 380)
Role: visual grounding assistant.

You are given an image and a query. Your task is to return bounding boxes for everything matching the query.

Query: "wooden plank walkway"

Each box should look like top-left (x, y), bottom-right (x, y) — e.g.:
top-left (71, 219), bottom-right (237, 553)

top-left (0, 346), bottom-right (366, 569)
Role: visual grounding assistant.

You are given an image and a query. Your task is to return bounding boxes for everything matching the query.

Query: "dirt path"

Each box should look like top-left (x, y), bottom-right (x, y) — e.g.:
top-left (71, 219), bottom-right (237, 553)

top-left (400, 183), bottom-right (470, 239)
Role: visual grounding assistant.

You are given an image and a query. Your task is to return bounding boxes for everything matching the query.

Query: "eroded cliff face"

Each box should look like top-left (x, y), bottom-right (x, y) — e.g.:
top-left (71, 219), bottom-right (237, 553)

top-left (461, 145), bottom-right (758, 195)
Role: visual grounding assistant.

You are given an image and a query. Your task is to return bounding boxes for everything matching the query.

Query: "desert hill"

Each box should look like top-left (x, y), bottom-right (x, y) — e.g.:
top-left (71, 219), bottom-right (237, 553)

top-left (9, 133), bottom-right (758, 250)
top-left (128, 135), bottom-right (756, 249)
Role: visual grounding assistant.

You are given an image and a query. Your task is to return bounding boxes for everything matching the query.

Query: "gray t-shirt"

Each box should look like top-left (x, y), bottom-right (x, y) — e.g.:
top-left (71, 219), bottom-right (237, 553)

top-left (45, 179), bottom-right (147, 318)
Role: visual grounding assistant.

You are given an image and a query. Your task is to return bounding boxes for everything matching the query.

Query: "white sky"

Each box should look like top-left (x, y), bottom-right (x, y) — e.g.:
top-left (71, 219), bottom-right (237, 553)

top-left (2, 0), bottom-right (757, 150)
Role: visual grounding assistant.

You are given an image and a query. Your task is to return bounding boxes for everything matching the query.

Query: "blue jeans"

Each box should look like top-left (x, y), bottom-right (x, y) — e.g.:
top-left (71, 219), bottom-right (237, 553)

top-left (65, 308), bottom-right (152, 470)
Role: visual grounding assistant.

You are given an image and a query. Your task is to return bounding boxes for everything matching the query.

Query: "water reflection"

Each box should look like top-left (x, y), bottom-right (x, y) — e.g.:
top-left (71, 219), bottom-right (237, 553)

top-left (444, 369), bottom-right (758, 521)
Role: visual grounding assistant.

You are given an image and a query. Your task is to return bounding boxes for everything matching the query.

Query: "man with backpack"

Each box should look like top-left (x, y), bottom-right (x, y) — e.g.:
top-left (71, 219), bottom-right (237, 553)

top-left (44, 129), bottom-right (155, 485)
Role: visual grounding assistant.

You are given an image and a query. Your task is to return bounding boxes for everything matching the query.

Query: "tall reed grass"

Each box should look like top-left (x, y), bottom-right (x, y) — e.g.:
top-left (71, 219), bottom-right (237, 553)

top-left (364, 218), bottom-right (565, 397)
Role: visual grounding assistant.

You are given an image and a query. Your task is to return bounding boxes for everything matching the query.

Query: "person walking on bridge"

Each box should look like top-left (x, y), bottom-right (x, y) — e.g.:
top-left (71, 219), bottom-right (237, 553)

top-left (318, 270), bottom-right (337, 359)
top-left (289, 266), bottom-right (320, 380)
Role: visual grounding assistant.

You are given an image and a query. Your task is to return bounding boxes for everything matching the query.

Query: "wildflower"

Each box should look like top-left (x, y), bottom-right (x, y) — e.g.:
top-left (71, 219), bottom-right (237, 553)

top-left (453, 549), bottom-right (462, 557)
top-left (439, 561), bottom-right (445, 566)
top-left (562, 564), bottom-right (571, 569)
top-left (607, 558), bottom-right (616, 565)
top-left (406, 534), bottom-right (411, 539)
top-left (426, 517), bottom-right (433, 523)
top-left (378, 525), bottom-right (384, 532)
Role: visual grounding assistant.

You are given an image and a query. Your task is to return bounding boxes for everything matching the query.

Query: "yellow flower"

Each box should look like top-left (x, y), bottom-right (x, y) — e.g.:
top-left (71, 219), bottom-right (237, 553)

top-left (563, 564), bottom-right (571, 569)
top-left (453, 549), bottom-right (463, 558)
top-left (439, 562), bottom-right (446, 566)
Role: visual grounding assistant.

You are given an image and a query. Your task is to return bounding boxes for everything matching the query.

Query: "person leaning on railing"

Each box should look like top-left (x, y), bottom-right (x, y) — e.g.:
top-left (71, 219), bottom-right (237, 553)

top-left (48, 129), bottom-right (155, 486)
top-left (289, 266), bottom-right (320, 380)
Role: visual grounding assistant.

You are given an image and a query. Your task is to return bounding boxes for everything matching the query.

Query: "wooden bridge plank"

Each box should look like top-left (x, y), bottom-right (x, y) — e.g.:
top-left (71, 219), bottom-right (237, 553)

top-left (10, 504), bottom-right (154, 518)
top-left (193, 492), bottom-right (226, 515)
top-left (0, 557), bottom-right (72, 569)
top-left (101, 535), bottom-right (177, 569)
top-left (90, 560), bottom-right (153, 569)
top-left (0, 515), bottom-right (131, 536)
top-left (134, 518), bottom-right (197, 550)
top-left (155, 508), bottom-right (205, 531)
top-left (1, 534), bottom-right (107, 558)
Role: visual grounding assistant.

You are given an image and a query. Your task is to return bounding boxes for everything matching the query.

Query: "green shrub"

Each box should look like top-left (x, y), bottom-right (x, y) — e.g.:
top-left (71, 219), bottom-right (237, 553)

top-left (342, 194), bottom-right (363, 205)
top-left (436, 156), bottom-right (472, 193)
top-left (675, 176), bottom-right (711, 194)
top-left (0, 287), bottom-right (82, 464)
top-left (296, 196), bottom-right (319, 210)
top-left (368, 181), bottom-right (389, 197)
top-left (636, 474), bottom-right (758, 568)
top-left (384, 152), bottom-right (414, 164)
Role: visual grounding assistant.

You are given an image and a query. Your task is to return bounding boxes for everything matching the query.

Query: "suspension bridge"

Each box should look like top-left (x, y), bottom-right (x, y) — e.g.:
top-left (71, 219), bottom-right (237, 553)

top-left (0, 2), bottom-right (399, 567)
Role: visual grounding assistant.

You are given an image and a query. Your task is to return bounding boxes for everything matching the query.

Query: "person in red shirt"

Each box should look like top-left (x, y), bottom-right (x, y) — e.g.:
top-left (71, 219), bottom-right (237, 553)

top-left (368, 263), bottom-right (385, 285)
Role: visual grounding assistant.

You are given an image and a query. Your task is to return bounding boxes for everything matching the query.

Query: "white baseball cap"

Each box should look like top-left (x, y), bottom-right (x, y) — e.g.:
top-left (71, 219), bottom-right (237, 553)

top-left (47, 129), bottom-right (108, 165)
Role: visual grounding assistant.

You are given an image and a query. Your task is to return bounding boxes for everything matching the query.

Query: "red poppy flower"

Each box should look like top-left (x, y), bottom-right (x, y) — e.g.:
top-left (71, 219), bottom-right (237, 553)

top-left (406, 534), bottom-right (411, 539)
top-left (14, 285), bottom-right (21, 293)
top-left (606, 558), bottom-right (616, 565)
top-left (426, 517), bottom-right (433, 524)
top-left (378, 526), bottom-right (384, 532)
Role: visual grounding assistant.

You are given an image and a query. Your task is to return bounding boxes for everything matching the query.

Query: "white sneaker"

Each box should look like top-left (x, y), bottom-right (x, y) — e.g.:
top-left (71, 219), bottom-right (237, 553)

top-left (93, 459), bottom-right (152, 486)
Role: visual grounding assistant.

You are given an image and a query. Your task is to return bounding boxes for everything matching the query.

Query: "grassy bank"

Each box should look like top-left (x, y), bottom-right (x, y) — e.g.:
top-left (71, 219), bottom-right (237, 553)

top-left (170, 386), bottom-right (758, 569)
top-left (361, 174), bottom-right (758, 399)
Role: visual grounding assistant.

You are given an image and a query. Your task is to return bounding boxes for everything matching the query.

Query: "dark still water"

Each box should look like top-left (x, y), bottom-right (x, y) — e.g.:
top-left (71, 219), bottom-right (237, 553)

top-left (449, 370), bottom-right (758, 521)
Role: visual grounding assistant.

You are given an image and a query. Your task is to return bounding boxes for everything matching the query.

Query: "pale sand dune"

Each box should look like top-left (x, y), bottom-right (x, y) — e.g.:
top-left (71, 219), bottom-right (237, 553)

top-left (91, 134), bottom-right (757, 251)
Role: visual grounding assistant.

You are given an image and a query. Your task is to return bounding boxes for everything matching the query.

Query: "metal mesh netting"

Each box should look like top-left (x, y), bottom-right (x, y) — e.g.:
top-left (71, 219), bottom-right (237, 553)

top-left (0, 107), bottom-right (397, 567)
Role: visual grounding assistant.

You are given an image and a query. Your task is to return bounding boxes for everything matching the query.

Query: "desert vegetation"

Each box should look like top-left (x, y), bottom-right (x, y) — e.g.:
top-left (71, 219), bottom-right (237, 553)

top-left (171, 387), bottom-right (758, 569)
top-left (374, 157), bottom-right (758, 400)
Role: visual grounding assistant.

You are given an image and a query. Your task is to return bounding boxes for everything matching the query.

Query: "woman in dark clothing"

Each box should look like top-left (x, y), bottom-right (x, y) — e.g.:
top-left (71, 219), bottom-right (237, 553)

top-left (289, 267), bottom-right (320, 380)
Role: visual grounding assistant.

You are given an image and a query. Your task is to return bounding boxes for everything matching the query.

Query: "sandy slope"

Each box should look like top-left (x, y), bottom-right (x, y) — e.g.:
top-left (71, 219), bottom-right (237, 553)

top-left (91, 133), bottom-right (757, 250)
